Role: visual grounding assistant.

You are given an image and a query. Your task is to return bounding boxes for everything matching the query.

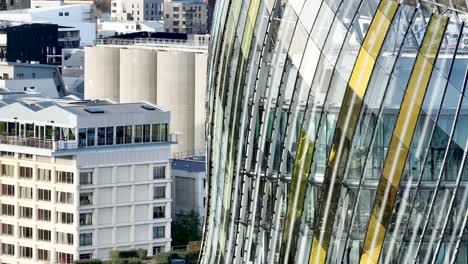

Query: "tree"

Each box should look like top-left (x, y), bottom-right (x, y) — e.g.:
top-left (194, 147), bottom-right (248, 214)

top-left (172, 210), bottom-right (202, 247)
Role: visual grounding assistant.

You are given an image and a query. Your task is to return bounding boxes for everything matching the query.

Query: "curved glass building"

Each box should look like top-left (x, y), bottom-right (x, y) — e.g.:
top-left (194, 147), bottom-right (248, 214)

top-left (202, 0), bottom-right (468, 263)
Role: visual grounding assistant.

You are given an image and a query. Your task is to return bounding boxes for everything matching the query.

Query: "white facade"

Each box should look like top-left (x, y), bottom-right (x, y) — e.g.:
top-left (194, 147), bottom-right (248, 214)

top-left (97, 20), bottom-right (164, 38)
top-left (111, 0), bottom-right (163, 22)
top-left (0, 98), bottom-right (172, 263)
top-left (84, 39), bottom-right (208, 155)
top-left (0, 4), bottom-right (96, 45)
top-left (0, 62), bottom-right (66, 98)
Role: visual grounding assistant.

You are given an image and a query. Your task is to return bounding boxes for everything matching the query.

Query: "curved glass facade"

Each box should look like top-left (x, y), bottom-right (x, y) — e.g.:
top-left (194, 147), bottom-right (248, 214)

top-left (202, 0), bottom-right (468, 263)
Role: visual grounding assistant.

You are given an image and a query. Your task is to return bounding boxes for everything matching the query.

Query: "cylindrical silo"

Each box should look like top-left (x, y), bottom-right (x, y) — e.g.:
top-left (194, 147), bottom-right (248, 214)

top-left (119, 48), bottom-right (158, 104)
top-left (157, 50), bottom-right (196, 154)
top-left (84, 46), bottom-right (120, 102)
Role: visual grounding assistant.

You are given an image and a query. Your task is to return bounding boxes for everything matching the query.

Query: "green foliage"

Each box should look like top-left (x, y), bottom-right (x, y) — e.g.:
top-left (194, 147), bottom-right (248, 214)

top-left (110, 249), bottom-right (147, 263)
top-left (172, 210), bottom-right (202, 246)
top-left (74, 260), bottom-right (103, 264)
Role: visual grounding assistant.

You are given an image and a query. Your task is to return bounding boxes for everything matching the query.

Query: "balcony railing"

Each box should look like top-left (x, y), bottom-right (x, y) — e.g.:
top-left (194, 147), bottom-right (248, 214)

top-left (0, 133), bottom-right (178, 151)
top-left (0, 135), bottom-right (78, 151)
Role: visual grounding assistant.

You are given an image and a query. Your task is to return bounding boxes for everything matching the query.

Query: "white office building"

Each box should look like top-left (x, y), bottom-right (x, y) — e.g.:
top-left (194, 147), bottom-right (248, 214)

top-left (0, 97), bottom-right (173, 263)
top-left (111, 0), bottom-right (163, 22)
top-left (0, 4), bottom-right (96, 45)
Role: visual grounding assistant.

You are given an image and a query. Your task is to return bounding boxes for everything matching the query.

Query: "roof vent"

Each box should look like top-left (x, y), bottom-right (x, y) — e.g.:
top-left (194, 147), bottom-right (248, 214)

top-left (141, 105), bottom-right (156, 111)
top-left (84, 108), bottom-right (105, 114)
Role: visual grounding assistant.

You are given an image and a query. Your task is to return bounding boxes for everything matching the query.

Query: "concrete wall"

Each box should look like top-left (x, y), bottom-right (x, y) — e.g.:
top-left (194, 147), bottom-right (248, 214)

top-left (119, 48), bottom-right (158, 103)
top-left (84, 46), bottom-right (120, 102)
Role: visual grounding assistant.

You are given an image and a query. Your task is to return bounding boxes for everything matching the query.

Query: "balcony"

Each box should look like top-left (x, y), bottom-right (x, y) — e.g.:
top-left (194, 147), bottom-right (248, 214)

top-left (0, 133), bottom-right (178, 152)
top-left (0, 135), bottom-right (77, 151)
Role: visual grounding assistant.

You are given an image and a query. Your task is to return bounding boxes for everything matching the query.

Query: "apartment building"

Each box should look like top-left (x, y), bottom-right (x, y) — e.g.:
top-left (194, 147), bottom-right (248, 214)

top-left (0, 97), bottom-right (173, 263)
top-left (163, 0), bottom-right (208, 34)
top-left (0, 0), bottom-right (30, 10)
top-left (111, 0), bottom-right (163, 21)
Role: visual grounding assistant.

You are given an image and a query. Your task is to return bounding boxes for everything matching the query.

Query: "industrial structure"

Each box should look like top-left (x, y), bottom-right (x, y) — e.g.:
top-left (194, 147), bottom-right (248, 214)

top-left (84, 33), bottom-right (208, 155)
top-left (201, 0), bottom-right (468, 263)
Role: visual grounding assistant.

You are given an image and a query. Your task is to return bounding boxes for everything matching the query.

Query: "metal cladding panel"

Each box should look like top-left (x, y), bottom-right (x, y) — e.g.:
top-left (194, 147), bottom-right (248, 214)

top-left (201, 0), bottom-right (468, 263)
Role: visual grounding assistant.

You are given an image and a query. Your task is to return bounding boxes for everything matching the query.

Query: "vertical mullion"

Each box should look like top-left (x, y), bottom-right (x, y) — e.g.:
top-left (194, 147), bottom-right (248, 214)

top-left (359, 14), bottom-right (448, 264)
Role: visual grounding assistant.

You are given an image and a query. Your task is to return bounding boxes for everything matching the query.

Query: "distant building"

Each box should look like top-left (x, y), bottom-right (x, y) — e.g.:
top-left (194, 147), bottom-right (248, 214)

top-left (171, 156), bottom-right (205, 219)
top-left (97, 20), bottom-right (163, 38)
top-left (0, 3), bottom-right (96, 45)
top-left (110, 0), bottom-right (163, 22)
top-left (0, 97), bottom-right (173, 262)
top-left (0, 61), bottom-right (66, 97)
top-left (0, 23), bottom-right (60, 65)
top-left (163, 0), bottom-right (208, 34)
top-left (0, 0), bottom-right (30, 10)
top-left (84, 32), bottom-right (208, 155)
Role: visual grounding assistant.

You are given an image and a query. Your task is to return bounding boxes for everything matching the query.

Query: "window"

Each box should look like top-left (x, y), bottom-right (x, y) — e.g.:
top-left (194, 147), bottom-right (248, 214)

top-left (153, 226), bottom-right (165, 239)
top-left (20, 246), bottom-right (32, 258)
top-left (80, 192), bottom-right (93, 205)
top-left (80, 171), bottom-right (93, 185)
top-left (38, 249), bottom-right (50, 261)
top-left (64, 12), bottom-right (69, 16)
top-left (56, 232), bottom-right (74, 245)
top-left (38, 209), bottom-right (51, 221)
top-left (57, 252), bottom-right (74, 263)
top-left (38, 229), bottom-right (51, 241)
top-left (80, 253), bottom-right (92, 260)
top-left (57, 191), bottom-right (73, 204)
top-left (1, 184), bottom-right (14, 196)
top-left (153, 246), bottom-right (163, 255)
top-left (1, 151), bottom-right (14, 158)
top-left (56, 171), bottom-right (74, 184)
top-left (153, 166), bottom-right (166, 179)
top-left (125, 125), bottom-right (132, 144)
top-left (135, 125), bottom-right (143, 143)
top-left (80, 213), bottom-right (92, 226)
top-left (19, 166), bottom-right (33, 179)
top-left (20, 226), bottom-right (33, 239)
top-left (19, 186), bottom-right (33, 199)
top-left (152, 123), bottom-right (168, 142)
top-left (106, 127), bottom-right (114, 145)
top-left (87, 128), bottom-right (95, 146)
top-left (38, 168), bottom-right (51, 181)
top-left (57, 212), bottom-right (73, 224)
top-left (98, 127), bottom-right (105, 146)
top-left (19, 206), bottom-right (33, 219)
top-left (2, 204), bottom-right (14, 216)
top-left (153, 206), bottom-right (165, 219)
top-left (59, 12), bottom-right (63, 16)
top-left (1, 224), bottom-right (13, 236)
top-left (2, 164), bottom-right (14, 177)
top-left (116, 126), bottom-right (124, 144)
top-left (143, 124), bottom-right (151, 142)
top-left (154, 186), bottom-right (166, 199)
top-left (2, 243), bottom-right (14, 256)
top-left (19, 153), bottom-right (33, 160)
top-left (38, 189), bottom-right (51, 201)
top-left (79, 233), bottom-right (93, 246)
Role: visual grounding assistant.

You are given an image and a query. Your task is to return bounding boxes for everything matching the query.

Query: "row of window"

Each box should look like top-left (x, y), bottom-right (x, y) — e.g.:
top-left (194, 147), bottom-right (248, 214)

top-left (77, 123), bottom-right (169, 147)
top-left (1, 243), bottom-right (72, 261)
top-left (2, 204), bottom-right (74, 221)
top-left (1, 165), bottom-right (73, 183)
top-left (1, 185), bottom-right (74, 202)
top-left (1, 165), bottom-right (166, 183)
top-left (1, 225), bottom-right (73, 244)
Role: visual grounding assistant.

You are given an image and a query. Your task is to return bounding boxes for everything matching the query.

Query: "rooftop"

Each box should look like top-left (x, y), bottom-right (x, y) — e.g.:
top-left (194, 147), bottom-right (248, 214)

top-left (172, 156), bottom-right (206, 173)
